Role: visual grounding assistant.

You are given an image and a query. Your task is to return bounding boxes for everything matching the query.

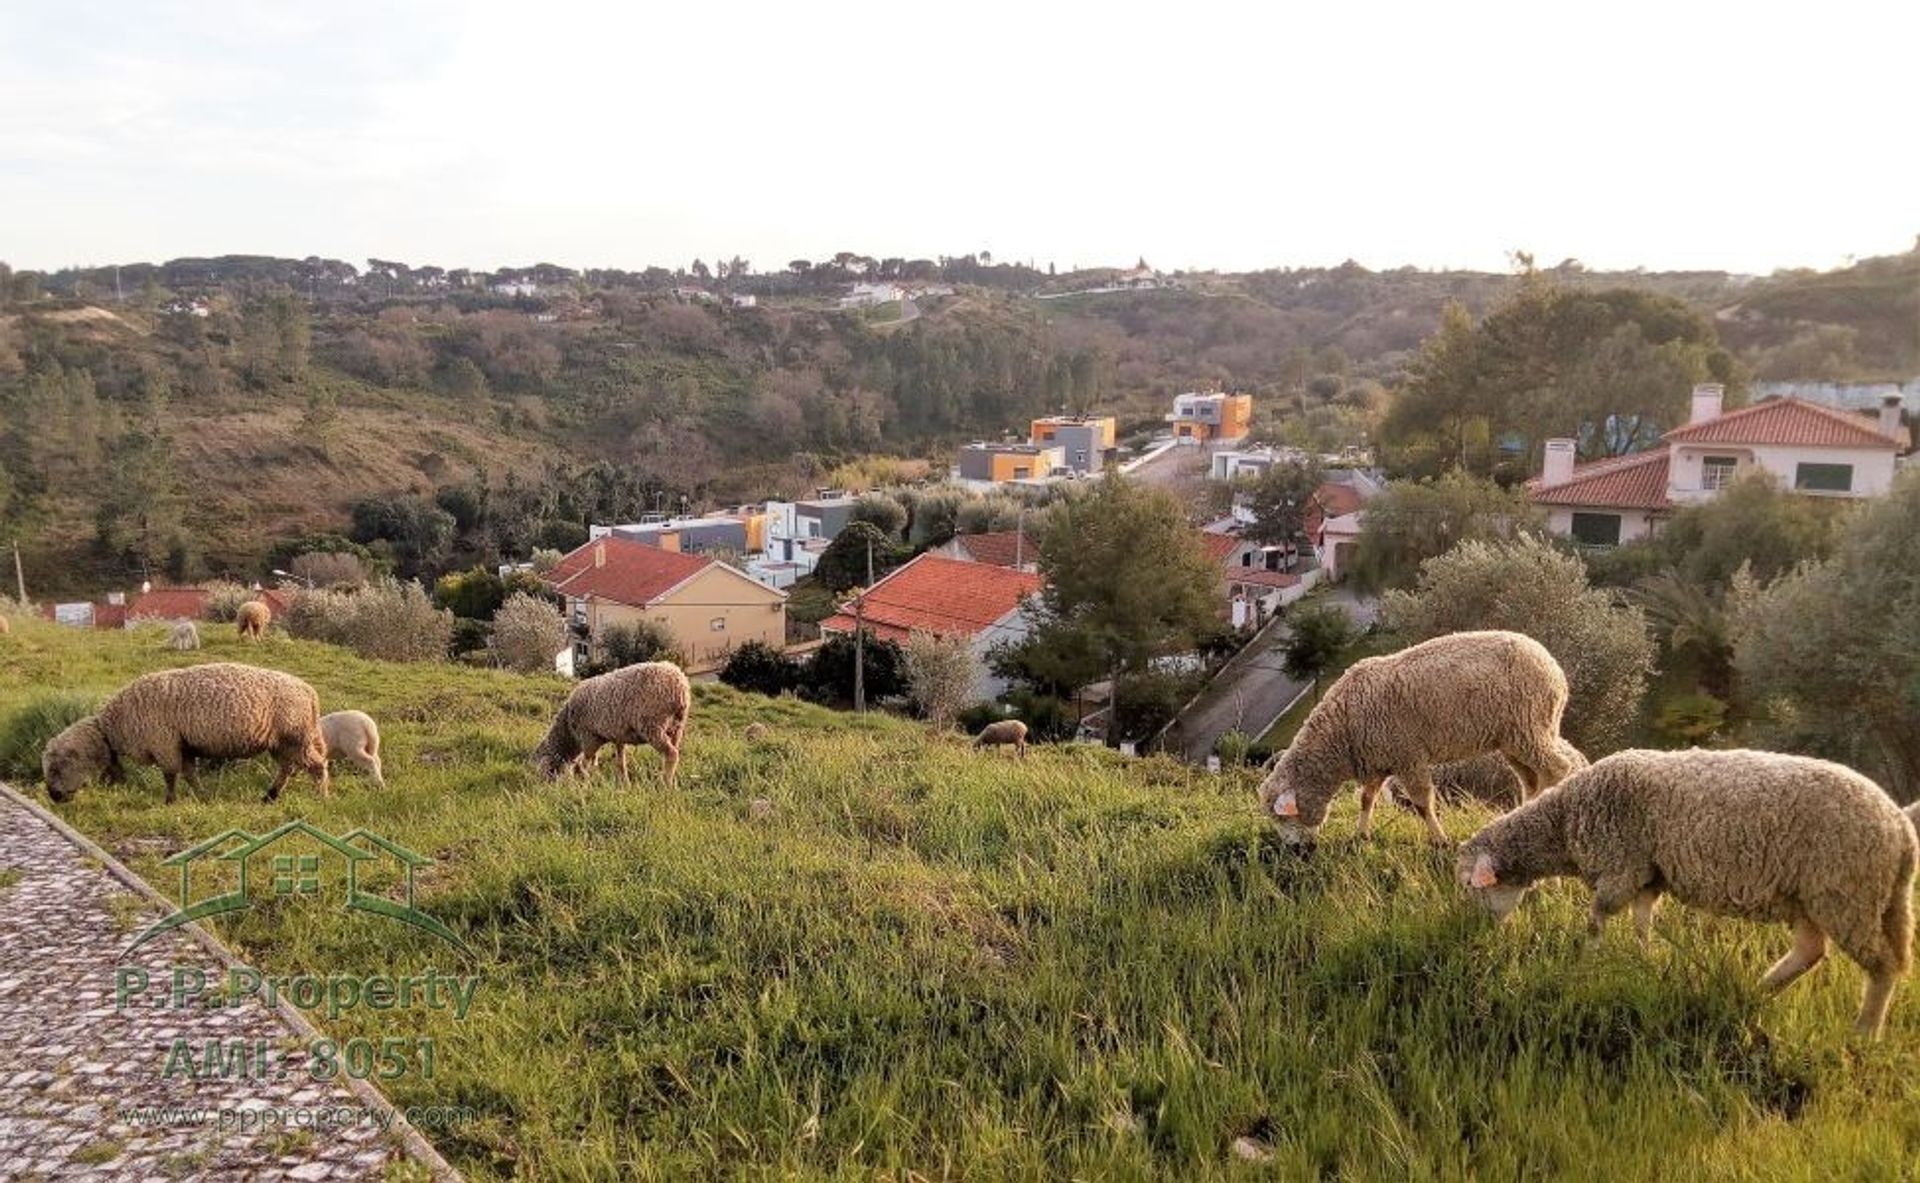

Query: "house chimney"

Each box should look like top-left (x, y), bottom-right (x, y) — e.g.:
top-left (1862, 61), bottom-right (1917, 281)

top-left (1880, 393), bottom-right (1904, 439)
top-left (594, 542), bottom-right (606, 569)
top-left (1541, 438), bottom-right (1577, 487)
top-left (1689, 383), bottom-right (1725, 424)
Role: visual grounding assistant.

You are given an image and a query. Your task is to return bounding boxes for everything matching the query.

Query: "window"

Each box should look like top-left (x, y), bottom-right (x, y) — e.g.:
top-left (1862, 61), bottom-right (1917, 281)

top-left (1701, 455), bottom-right (1738, 491)
top-left (1795, 462), bottom-right (1853, 493)
top-left (1569, 512), bottom-right (1623, 547)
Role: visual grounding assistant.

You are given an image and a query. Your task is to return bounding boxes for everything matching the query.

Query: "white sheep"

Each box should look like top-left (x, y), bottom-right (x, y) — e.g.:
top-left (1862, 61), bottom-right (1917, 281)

top-left (973, 719), bottom-right (1028, 758)
top-left (1259, 630), bottom-right (1575, 846)
top-left (1459, 748), bottom-right (1916, 1039)
top-left (532, 662), bottom-right (691, 789)
top-left (166, 620), bottom-right (201, 651)
top-left (320, 710), bottom-right (386, 788)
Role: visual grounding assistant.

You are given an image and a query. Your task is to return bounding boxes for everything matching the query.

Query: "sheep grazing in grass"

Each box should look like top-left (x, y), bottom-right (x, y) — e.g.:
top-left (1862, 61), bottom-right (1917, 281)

top-left (1259, 630), bottom-right (1573, 847)
top-left (973, 719), bottom-right (1028, 759)
top-left (1459, 748), bottom-right (1916, 1039)
top-left (744, 722), bottom-right (771, 742)
top-left (1385, 738), bottom-right (1589, 812)
top-left (42, 662), bottom-right (329, 805)
top-left (235, 600), bottom-right (271, 640)
top-left (166, 620), bottom-right (201, 651)
top-left (532, 661), bottom-right (691, 790)
top-left (321, 710), bottom-right (386, 789)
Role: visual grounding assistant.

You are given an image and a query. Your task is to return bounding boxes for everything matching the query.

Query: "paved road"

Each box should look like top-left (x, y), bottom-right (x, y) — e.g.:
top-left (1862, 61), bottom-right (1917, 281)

top-left (0, 789), bottom-right (414, 1180)
top-left (1167, 587), bottom-right (1377, 762)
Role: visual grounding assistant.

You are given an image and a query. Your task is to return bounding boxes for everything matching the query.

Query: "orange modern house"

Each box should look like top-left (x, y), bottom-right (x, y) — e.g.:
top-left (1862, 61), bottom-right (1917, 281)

top-left (1168, 392), bottom-right (1252, 443)
top-left (1029, 415), bottom-right (1117, 473)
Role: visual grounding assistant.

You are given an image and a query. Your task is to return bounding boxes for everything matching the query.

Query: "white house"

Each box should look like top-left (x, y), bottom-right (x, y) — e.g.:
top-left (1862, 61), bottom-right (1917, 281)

top-left (818, 554), bottom-right (1041, 702)
top-left (838, 283), bottom-right (901, 309)
top-left (1530, 384), bottom-right (1909, 546)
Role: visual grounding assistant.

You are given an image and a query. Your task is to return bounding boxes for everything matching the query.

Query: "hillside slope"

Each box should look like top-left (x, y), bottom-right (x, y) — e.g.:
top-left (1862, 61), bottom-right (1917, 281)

top-left (2, 620), bottom-right (1916, 1178)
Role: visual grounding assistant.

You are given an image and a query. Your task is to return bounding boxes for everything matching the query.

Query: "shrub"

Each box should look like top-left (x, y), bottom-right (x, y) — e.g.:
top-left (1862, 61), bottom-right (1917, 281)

top-left (1113, 668), bottom-right (1202, 746)
top-left (1654, 692), bottom-right (1728, 747)
top-left (283, 579), bottom-right (454, 662)
top-left (955, 701), bottom-right (1007, 735)
top-left (434, 567), bottom-right (509, 621)
top-left (200, 580), bottom-right (254, 622)
top-left (492, 592), bottom-right (567, 674)
top-left (0, 691), bottom-right (97, 781)
top-left (288, 551), bottom-right (367, 589)
top-left (719, 641), bottom-right (800, 697)
top-left (529, 548), bottom-right (563, 574)
top-left (1216, 728), bottom-right (1253, 767)
top-left (584, 620), bottom-right (681, 677)
top-left (803, 631), bottom-right (906, 705)
top-left (450, 617), bottom-right (490, 656)
top-left (1004, 688), bottom-right (1077, 743)
top-left (902, 630), bottom-right (974, 728)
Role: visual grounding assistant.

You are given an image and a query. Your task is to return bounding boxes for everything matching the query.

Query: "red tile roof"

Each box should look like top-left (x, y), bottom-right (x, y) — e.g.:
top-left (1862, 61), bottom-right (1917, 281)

top-left (821, 554), bottom-right (1041, 643)
top-left (1196, 532), bottom-right (1242, 564)
top-left (1304, 482), bottom-right (1366, 533)
top-left (1527, 449), bottom-right (1673, 509)
top-left (1663, 397), bottom-right (1905, 449)
top-left (954, 531), bottom-right (1040, 569)
top-left (128, 587), bottom-right (210, 620)
top-left (1227, 570), bottom-right (1302, 589)
top-left (544, 536), bottom-right (713, 607)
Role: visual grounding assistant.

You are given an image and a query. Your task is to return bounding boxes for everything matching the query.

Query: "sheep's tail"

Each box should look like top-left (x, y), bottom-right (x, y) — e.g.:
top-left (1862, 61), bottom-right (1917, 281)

top-left (1885, 826), bottom-right (1917, 975)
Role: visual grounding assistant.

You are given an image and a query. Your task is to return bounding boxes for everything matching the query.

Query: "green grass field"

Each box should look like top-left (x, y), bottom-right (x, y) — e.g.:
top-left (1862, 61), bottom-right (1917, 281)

top-left (2, 618), bottom-right (1917, 1178)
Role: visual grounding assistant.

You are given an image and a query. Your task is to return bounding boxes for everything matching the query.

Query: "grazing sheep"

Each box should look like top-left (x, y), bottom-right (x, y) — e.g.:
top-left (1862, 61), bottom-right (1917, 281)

top-left (1385, 738), bottom-right (1589, 812)
top-left (1459, 748), bottom-right (1916, 1039)
top-left (532, 661), bottom-right (691, 790)
top-left (744, 721), bottom-right (771, 742)
top-left (235, 600), bottom-right (271, 640)
top-left (1259, 630), bottom-right (1573, 846)
top-left (973, 719), bottom-right (1028, 759)
top-left (41, 662), bottom-right (329, 805)
top-left (320, 710), bottom-right (386, 788)
top-left (166, 620), bottom-right (202, 651)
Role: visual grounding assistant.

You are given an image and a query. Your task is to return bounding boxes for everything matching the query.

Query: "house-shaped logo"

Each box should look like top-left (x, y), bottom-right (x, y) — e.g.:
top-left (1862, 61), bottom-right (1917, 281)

top-left (127, 820), bottom-right (468, 955)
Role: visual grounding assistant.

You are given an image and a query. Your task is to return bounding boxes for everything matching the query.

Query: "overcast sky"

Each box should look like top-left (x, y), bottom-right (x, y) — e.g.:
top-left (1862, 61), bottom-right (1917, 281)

top-left (3, 0), bottom-right (1914, 277)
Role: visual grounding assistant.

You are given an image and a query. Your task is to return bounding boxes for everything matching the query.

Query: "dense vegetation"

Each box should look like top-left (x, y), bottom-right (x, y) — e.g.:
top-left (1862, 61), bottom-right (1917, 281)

top-left (5, 620), bottom-right (1920, 1177)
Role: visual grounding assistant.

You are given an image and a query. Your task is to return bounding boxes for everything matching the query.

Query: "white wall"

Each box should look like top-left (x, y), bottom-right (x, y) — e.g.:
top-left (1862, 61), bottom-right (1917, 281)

top-left (1669, 443), bottom-right (1897, 501)
top-left (968, 606), bottom-right (1034, 702)
top-left (1545, 506), bottom-right (1660, 544)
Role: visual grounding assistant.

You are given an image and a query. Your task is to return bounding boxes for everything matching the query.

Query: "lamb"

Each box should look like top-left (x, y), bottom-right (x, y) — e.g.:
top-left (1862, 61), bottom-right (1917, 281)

top-left (531, 661), bottom-right (691, 790)
top-left (41, 662), bottom-right (330, 805)
top-left (1458, 748), bottom-right (1916, 1039)
top-left (1260, 630), bottom-right (1575, 846)
top-left (744, 722), bottom-right (771, 742)
top-left (166, 620), bottom-right (201, 651)
top-left (235, 600), bottom-right (271, 640)
top-left (973, 719), bottom-right (1028, 759)
top-left (320, 710), bottom-right (386, 788)
top-left (1384, 738), bottom-right (1589, 811)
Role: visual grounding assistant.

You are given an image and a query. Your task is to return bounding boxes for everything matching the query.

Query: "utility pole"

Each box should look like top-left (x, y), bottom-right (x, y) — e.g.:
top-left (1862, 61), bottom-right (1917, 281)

top-left (1014, 504), bottom-right (1024, 569)
top-left (12, 542), bottom-right (25, 604)
top-left (853, 531), bottom-right (873, 712)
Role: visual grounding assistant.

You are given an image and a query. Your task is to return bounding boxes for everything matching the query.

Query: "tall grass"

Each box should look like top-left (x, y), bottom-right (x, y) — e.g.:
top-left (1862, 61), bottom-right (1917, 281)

top-left (2, 617), bottom-right (1916, 1178)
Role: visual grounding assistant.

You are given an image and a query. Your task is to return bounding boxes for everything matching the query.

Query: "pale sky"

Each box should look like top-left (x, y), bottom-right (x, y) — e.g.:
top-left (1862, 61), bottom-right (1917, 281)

top-left (3, 0), bottom-right (1915, 277)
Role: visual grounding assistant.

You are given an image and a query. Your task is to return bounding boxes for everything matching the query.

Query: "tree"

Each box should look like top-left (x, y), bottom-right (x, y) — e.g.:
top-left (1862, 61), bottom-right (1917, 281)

top-left (301, 385), bottom-right (340, 456)
top-left (805, 631), bottom-right (905, 705)
top-left (1028, 474), bottom-right (1221, 744)
top-left (492, 591), bottom-right (567, 673)
top-left (350, 495), bottom-right (456, 579)
top-left (1627, 565), bottom-right (1757, 700)
top-left (1647, 471), bottom-right (1840, 589)
top-left (1240, 459), bottom-right (1324, 549)
top-left (288, 551), bottom-right (367, 589)
top-left (1381, 536), bottom-right (1655, 753)
top-left (1735, 471), bottom-right (1920, 799)
top-left (719, 641), bottom-right (800, 697)
top-left (94, 429), bottom-right (184, 573)
top-left (814, 520), bottom-right (906, 593)
top-left (850, 492), bottom-right (908, 539)
top-left (433, 567), bottom-right (510, 620)
top-left (1349, 471), bottom-right (1541, 590)
top-left (1280, 600), bottom-right (1358, 704)
top-left (587, 620), bottom-right (680, 675)
top-left (903, 630), bottom-right (976, 729)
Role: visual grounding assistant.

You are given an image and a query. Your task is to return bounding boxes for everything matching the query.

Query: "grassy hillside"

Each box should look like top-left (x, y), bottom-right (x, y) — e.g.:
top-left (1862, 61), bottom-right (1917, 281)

top-left (3, 620), bottom-right (1918, 1177)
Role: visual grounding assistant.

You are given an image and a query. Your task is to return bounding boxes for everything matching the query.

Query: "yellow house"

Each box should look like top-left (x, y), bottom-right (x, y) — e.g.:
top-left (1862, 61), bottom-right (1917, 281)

top-left (1029, 416), bottom-right (1117, 473)
top-left (544, 537), bottom-right (787, 673)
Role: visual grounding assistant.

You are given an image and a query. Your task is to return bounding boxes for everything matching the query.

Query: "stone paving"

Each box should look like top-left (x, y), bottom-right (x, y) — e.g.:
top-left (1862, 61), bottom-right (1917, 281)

top-left (0, 792), bottom-right (404, 1180)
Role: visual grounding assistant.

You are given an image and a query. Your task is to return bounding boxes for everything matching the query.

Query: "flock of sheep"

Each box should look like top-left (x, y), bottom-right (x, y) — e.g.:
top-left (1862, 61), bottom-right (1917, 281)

top-left (25, 614), bottom-right (1920, 1040)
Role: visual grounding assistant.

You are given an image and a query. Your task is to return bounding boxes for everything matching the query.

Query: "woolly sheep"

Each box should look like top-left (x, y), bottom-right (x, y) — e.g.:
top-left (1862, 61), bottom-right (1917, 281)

top-left (1384, 738), bottom-right (1589, 811)
top-left (42, 662), bottom-right (330, 805)
top-left (320, 710), bottom-right (386, 789)
top-left (973, 719), bottom-right (1028, 758)
top-left (532, 661), bottom-right (691, 790)
top-left (1259, 630), bottom-right (1574, 846)
top-left (1459, 748), bottom-right (1916, 1039)
top-left (236, 600), bottom-right (271, 640)
top-left (166, 620), bottom-right (202, 651)
top-left (744, 721), bottom-right (771, 742)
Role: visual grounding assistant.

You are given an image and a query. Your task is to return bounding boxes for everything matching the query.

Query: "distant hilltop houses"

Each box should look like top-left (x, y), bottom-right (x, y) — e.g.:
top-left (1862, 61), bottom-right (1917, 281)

top-left (1033, 258), bottom-right (1179, 299)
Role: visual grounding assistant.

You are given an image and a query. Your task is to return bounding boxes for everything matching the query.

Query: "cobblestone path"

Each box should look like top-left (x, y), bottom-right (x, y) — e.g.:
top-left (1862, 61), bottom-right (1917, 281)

top-left (0, 791), bottom-right (407, 1180)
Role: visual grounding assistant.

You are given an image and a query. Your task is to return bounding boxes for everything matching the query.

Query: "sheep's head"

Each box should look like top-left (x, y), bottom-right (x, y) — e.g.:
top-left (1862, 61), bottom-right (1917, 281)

top-left (1456, 844), bottom-right (1533, 921)
top-left (42, 717), bottom-right (110, 803)
top-left (1257, 749), bottom-right (1333, 847)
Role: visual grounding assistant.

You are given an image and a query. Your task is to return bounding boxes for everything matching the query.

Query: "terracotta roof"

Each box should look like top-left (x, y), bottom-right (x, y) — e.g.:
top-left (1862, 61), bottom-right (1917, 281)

top-left (1227, 570), bottom-right (1302, 589)
top-left (1663, 397), bottom-right (1905, 449)
top-left (544, 536), bottom-right (713, 607)
top-left (821, 554), bottom-right (1041, 643)
top-left (1528, 449), bottom-right (1673, 509)
top-left (128, 588), bottom-right (210, 620)
top-left (1196, 532), bottom-right (1242, 564)
top-left (953, 531), bottom-right (1040, 569)
top-left (1304, 481), bottom-right (1366, 533)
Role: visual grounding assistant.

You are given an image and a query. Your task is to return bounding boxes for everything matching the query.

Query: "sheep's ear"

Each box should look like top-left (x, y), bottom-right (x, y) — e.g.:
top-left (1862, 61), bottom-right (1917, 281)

top-left (1272, 789), bottom-right (1298, 818)
top-left (1469, 852), bottom-right (1498, 888)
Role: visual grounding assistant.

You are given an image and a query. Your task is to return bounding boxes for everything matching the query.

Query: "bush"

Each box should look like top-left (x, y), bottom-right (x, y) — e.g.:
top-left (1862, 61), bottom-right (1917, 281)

top-left (584, 620), bottom-right (681, 677)
top-left (434, 567), bottom-right (509, 621)
top-left (450, 617), bottom-right (489, 656)
top-left (288, 551), bottom-right (367, 589)
top-left (1654, 692), bottom-right (1728, 746)
top-left (1004, 689), bottom-right (1077, 743)
top-left (492, 592), bottom-right (567, 674)
top-left (0, 691), bottom-right (97, 781)
top-left (200, 580), bottom-right (254, 622)
top-left (803, 631), bottom-right (906, 706)
top-left (283, 579), bottom-right (454, 662)
top-left (719, 641), bottom-right (799, 697)
top-left (1216, 728), bottom-right (1253, 767)
top-left (954, 701), bottom-right (1007, 735)
top-left (1114, 668), bottom-right (1202, 746)
top-left (902, 630), bottom-right (974, 728)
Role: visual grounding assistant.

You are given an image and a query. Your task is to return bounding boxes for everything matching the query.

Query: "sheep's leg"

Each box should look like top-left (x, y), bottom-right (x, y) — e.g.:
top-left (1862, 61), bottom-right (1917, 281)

top-left (1857, 969), bottom-right (1901, 1041)
top-left (654, 733), bottom-right (680, 791)
top-left (265, 761), bottom-right (295, 803)
top-left (1761, 918), bottom-right (1829, 993)
top-left (1587, 872), bottom-right (1642, 942)
top-left (1015, 738), bottom-right (1027, 760)
top-left (182, 757), bottom-right (204, 797)
top-left (365, 748), bottom-right (386, 789)
top-left (617, 744), bottom-right (631, 788)
top-left (1631, 890), bottom-right (1663, 948)
top-left (1395, 768), bottom-right (1449, 846)
top-left (1356, 778), bottom-right (1385, 840)
top-left (161, 769), bottom-right (179, 805)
